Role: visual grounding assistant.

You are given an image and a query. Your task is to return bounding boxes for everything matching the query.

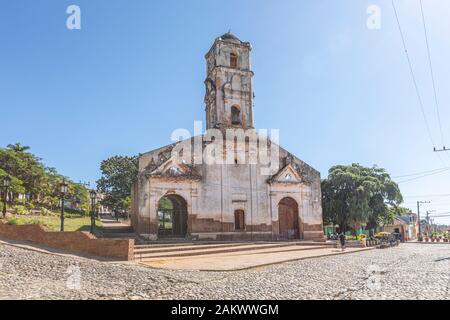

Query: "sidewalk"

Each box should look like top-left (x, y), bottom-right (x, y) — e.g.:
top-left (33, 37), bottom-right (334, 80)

top-left (100, 214), bottom-right (130, 228)
top-left (100, 214), bottom-right (135, 239)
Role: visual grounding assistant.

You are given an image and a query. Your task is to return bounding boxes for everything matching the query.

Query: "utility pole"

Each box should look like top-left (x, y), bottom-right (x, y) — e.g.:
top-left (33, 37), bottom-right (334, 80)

top-left (433, 146), bottom-right (449, 152)
top-left (425, 210), bottom-right (435, 235)
top-left (417, 201), bottom-right (431, 236)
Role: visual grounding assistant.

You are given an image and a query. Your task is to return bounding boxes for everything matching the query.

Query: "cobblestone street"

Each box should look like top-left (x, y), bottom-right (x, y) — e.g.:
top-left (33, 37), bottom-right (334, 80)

top-left (0, 242), bottom-right (449, 300)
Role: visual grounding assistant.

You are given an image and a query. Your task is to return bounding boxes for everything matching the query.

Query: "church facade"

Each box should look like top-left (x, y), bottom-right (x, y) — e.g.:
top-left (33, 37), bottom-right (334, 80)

top-left (131, 33), bottom-right (324, 241)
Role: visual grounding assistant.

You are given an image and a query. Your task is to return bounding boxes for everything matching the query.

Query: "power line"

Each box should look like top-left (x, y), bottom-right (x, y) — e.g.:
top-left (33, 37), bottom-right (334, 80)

top-left (428, 214), bottom-right (450, 218)
top-left (391, 0), bottom-right (436, 149)
top-left (396, 167), bottom-right (450, 183)
top-left (404, 201), bottom-right (450, 206)
top-left (391, 0), bottom-right (448, 167)
top-left (392, 166), bottom-right (450, 178)
top-left (429, 212), bottom-right (450, 216)
top-left (404, 202), bottom-right (450, 207)
top-left (420, 0), bottom-right (445, 147)
top-left (434, 146), bottom-right (449, 152)
top-left (403, 193), bottom-right (450, 198)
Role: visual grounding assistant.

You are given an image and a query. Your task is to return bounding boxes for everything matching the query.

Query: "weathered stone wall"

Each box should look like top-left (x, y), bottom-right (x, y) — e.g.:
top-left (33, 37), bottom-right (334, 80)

top-left (194, 161), bottom-right (272, 235)
top-left (132, 137), bottom-right (324, 241)
top-left (131, 34), bottom-right (324, 241)
top-left (274, 146), bottom-right (324, 240)
top-left (130, 180), bottom-right (139, 234)
top-left (204, 35), bottom-right (254, 130)
top-left (0, 221), bottom-right (134, 260)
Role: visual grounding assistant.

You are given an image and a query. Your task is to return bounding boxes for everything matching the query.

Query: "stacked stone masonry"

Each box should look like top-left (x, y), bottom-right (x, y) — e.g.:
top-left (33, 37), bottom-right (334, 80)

top-left (0, 221), bottom-right (134, 260)
top-left (131, 33), bottom-right (324, 241)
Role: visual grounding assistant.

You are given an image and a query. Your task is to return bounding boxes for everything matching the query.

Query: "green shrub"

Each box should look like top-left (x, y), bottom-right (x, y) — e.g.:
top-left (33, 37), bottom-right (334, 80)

top-left (30, 218), bottom-right (41, 225)
top-left (7, 217), bottom-right (19, 225)
top-left (25, 201), bottom-right (35, 210)
top-left (63, 207), bottom-right (85, 215)
top-left (13, 205), bottom-right (28, 215)
top-left (15, 198), bottom-right (27, 205)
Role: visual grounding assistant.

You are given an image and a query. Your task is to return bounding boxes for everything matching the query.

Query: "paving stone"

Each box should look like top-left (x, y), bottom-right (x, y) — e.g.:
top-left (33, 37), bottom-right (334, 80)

top-left (0, 243), bottom-right (449, 299)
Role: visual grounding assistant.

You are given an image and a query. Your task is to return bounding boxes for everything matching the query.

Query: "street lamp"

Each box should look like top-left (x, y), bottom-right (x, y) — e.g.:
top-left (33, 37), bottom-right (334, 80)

top-left (59, 179), bottom-right (68, 231)
top-left (89, 190), bottom-right (97, 234)
top-left (2, 175), bottom-right (11, 218)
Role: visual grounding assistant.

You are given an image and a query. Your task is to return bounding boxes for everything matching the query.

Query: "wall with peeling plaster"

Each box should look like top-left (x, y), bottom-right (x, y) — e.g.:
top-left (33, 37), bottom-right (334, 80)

top-left (131, 33), bottom-right (324, 241)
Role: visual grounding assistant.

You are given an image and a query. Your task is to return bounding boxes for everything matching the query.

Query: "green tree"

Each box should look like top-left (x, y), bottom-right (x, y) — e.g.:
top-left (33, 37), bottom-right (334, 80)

top-left (96, 155), bottom-right (138, 214)
top-left (322, 163), bottom-right (403, 233)
top-left (0, 143), bottom-right (90, 211)
top-left (0, 145), bottom-right (47, 202)
top-left (0, 168), bottom-right (25, 195)
top-left (377, 205), bottom-right (409, 228)
top-left (7, 143), bottom-right (31, 152)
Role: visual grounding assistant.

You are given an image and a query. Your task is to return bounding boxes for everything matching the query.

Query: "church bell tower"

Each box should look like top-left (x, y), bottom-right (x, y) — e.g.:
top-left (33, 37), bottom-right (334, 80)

top-left (204, 32), bottom-right (254, 130)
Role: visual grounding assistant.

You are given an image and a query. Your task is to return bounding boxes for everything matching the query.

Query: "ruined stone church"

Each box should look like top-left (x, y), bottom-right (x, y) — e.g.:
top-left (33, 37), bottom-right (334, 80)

top-left (131, 33), bottom-right (324, 241)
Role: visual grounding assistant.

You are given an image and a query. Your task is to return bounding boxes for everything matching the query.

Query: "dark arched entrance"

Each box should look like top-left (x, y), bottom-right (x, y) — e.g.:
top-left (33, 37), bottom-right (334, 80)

top-left (158, 194), bottom-right (188, 238)
top-left (278, 197), bottom-right (300, 240)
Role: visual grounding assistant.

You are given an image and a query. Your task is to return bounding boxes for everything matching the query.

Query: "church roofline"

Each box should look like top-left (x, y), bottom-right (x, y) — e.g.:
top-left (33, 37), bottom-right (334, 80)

top-left (138, 134), bottom-right (321, 178)
top-left (219, 32), bottom-right (241, 42)
top-left (269, 139), bottom-right (321, 178)
top-left (204, 33), bottom-right (252, 59)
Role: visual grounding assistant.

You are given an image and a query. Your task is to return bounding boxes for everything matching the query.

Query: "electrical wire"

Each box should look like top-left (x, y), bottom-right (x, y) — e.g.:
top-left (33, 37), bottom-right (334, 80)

top-left (420, 0), bottom-right (445, 147)
top-left (391, 0), bottom-right (436, 149)
top-left (392, 166), bottom-right (450, 178)
top-left (396, 167), bottom-right (450, 184)
top-left (391, 0), bottom-right (447, 167)
top-left (403, 193), bottom-right (450, 198)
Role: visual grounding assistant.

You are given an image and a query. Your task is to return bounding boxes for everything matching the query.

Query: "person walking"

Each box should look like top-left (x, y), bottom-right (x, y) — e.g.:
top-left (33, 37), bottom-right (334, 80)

top-left (339, 233), bottom-right (346, 252)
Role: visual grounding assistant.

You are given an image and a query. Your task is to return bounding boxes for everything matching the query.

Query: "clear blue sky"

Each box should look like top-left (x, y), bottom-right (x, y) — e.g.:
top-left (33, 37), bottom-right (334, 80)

top-left (1, 0), bottom-right (450, 223)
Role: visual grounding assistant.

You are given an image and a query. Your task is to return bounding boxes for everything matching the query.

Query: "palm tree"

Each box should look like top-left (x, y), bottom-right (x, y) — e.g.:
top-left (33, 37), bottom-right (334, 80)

top-left (6, 143), bottom-right (30, 152)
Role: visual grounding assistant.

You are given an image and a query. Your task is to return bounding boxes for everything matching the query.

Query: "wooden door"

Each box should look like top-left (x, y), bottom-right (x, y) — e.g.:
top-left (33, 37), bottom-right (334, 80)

top-left (278, 197), bottom-right (299, 240)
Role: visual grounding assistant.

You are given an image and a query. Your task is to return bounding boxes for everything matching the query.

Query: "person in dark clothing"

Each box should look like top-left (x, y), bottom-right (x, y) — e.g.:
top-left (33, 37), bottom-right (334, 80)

top-left (339, 233), bottom-right (346, 251)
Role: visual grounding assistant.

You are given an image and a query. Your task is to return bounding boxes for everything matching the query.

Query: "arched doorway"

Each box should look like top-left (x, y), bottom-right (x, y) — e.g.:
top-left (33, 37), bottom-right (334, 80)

top-left (278, 197), bottom-right (300, 240)
top-left (158, 194), bottom-right (188, 238)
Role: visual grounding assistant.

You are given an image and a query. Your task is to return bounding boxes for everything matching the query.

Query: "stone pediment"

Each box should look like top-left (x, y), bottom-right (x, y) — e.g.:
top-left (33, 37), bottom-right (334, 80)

top-left (149, 158), bottom-right (201, 180)
top-left (268, 164), bottom-right (302, 184)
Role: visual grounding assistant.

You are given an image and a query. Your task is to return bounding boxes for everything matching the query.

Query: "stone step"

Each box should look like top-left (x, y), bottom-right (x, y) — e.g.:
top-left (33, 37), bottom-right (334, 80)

top-left (134, 242), bottom-right (250, 253)
top-left (138, 244), bottom-right (327, 262)
top-left (135, 239), bottom-right (196, 248)
top-left (134, 243), bottom-right (327, 260)
top-left (135, 240), bottom-right (333, 250)
top-left (135, 238), bottom-right (197, 245)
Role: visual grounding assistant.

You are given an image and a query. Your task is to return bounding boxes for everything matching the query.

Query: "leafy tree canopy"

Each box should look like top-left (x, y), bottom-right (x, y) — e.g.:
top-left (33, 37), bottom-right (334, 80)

top-left (96, 155), bottom-right (138, 213)
top-left (322, 163), bottom-right (403, 232)
top-left (0, 143), bottom-right (89, 210)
